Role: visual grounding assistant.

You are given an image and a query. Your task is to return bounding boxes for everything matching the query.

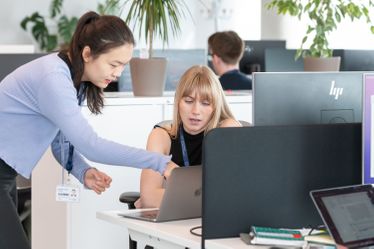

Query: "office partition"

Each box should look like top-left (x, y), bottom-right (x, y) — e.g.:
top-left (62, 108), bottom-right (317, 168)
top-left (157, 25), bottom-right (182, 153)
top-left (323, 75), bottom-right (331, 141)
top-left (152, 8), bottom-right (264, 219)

top-left (0, 53), bottom-right (45, 82)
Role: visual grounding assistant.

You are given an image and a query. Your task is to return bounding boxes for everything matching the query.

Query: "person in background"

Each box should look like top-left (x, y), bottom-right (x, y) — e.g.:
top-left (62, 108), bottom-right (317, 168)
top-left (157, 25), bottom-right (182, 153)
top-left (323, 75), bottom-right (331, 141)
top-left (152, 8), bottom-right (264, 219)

top-left (135, 65), bottom-right (241, 208)
top-left (0, 11), bottom-right (177, 249)
top-left (208, 30), bottom-right (252, 90)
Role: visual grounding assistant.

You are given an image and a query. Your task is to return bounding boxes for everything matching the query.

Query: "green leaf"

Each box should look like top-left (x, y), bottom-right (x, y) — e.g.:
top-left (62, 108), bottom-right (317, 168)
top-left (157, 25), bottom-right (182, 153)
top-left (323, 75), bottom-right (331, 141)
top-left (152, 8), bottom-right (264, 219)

top-left (335, 11), bottom-right (341, 22)
top-left (304, 2), bottom-right (311, 11)
top-left (20, 16), bottom-right (31, 30)
top-left (58, 15), bottom-right (78, 44)
top-left (301, 35), bottom-right (307, 44)
top-left (46, 35), bottom-right (58, 51)
top-left (295, 48), bottom-right (303, 60)
top-left (50, 0), bottom-right (63, 18)
top-left (98, 0), bottom-right (121, 15)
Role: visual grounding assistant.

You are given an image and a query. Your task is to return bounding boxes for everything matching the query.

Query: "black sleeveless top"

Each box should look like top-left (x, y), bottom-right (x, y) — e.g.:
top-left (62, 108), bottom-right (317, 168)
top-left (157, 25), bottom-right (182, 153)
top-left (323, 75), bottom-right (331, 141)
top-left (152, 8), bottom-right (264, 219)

top-left (155, 125), bottom-right (204, 167)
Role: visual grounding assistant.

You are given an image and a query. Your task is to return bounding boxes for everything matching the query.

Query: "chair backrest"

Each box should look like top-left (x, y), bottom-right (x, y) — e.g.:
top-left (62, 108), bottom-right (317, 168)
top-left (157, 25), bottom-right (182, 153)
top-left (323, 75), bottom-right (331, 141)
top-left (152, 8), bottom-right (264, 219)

top-left (157, 120), bottom-right (251, 127)
top-left (16, 175), bottom-right (31, 190)
top-left (239, 120), bottom-right (251, 127)
top-left (157, 120), bottom-right (172, 127)
top-left (16, 175), bottom-right (32, 226)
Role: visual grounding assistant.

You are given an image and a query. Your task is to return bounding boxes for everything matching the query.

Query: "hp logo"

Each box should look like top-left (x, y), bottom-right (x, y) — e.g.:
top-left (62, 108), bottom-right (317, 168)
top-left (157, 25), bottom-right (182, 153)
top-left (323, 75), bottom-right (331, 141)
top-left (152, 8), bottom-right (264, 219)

top-left (329, 80), bottom-right (343, 100)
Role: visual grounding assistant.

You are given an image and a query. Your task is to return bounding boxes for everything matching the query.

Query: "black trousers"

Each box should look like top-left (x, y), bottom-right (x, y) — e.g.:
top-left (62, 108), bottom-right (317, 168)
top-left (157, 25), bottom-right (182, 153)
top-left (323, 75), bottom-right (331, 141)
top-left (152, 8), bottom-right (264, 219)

top-left (0, 158), bottom-right (30, 249)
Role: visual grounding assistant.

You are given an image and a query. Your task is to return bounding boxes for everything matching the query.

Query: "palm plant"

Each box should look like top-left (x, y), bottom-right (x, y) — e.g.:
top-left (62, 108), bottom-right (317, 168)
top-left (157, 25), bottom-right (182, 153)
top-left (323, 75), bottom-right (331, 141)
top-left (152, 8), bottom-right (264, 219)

top-left (106, 0), bottom-right (190, 58)
top-left (266, 0), bottom-right (374, 59)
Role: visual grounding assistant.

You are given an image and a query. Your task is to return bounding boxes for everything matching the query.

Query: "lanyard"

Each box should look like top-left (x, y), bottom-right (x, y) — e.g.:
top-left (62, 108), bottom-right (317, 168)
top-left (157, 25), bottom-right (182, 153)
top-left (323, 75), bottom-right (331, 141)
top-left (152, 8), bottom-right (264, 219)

top-left (179, 126), bottom-right (190, 167)
top-left (65, 84), bottom-right (86, 174)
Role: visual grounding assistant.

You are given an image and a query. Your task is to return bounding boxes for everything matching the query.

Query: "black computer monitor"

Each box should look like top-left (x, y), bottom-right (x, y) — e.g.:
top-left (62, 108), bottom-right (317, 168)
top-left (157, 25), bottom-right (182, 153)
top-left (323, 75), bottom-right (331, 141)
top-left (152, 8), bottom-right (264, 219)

top-left (239, 40), bottom-right (286, 74)
top-left (0, 53), bottom-right (46, 82)
top-left (202, 124), bottom-right (362, 242)
top-left (264, 49), bottom-right (344, 72)
top-left (0, 53), bottom-right (121, 91)
top-left (264, 48), bottom-right (304, 72)
top-left (253, 72), bottom-right (363, 126)
top-left (119, 49), bottom-right (207, 91)
top-left (340, 50), bottom-right (374, 71)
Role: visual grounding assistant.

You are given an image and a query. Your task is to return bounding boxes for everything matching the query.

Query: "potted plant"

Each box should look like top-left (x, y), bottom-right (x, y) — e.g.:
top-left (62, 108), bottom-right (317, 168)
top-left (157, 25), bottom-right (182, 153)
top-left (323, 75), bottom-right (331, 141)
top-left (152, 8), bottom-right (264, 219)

top-left (266, 0), bottom-right (374, 71)
top-left (106, 0), bottom-right (190, 96)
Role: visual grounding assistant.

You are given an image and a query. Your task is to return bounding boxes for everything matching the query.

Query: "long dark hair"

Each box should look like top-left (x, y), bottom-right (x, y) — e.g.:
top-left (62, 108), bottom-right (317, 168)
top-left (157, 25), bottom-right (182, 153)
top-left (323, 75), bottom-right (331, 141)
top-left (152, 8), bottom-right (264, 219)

top-left (67, 11), bottom-right (135, 114)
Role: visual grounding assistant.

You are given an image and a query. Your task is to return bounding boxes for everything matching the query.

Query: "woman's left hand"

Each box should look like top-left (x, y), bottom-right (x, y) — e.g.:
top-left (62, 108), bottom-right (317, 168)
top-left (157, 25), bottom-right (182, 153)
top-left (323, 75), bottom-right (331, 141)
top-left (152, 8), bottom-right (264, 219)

top-left (163, 161), bottom-right (179, 180)
top-left (84, 168), bottom-right (112, 194)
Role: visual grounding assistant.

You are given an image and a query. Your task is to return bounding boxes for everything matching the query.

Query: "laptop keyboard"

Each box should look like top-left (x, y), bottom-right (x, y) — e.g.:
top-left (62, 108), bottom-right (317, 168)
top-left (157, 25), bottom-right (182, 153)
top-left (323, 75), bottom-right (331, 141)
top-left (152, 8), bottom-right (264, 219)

top-left (139, 210), bottom-right (159, 219)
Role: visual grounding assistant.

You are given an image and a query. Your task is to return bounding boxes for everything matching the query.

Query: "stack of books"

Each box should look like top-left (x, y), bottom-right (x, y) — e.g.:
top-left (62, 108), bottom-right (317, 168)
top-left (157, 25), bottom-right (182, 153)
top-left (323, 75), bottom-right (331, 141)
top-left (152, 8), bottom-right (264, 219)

top-left (241, 226), bottom-right (306, 247)
top-left (240, 226), bottom-right (337, 248)
top-left (304, 232), bottom-right (336, 249)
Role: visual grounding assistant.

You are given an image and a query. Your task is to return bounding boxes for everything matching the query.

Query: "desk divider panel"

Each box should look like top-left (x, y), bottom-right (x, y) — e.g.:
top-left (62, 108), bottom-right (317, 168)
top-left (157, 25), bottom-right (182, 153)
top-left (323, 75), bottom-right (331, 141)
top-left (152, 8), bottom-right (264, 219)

top-left (201, 124), bottom-right (362, 245)
top-left (0, 53), bottom-right (46, 82)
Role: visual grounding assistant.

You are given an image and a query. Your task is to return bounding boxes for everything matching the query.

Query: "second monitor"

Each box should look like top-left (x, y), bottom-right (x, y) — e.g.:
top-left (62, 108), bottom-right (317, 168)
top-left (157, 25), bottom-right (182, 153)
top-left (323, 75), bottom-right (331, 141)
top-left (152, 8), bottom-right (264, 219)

top-left (253, 72), bottom-right (363, 126)
top-left (119, 49), bottom-right (207, 91)
top-left (240, 40), bottom-right (286, 74)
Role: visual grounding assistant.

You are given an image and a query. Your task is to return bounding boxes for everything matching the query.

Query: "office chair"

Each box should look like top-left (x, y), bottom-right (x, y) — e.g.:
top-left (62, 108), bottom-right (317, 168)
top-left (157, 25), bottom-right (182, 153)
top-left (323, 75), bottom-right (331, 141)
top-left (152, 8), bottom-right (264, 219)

top-left (119, 120), bottom-right (251, 249)
top-left (17, 175), bottom-right (32, 240)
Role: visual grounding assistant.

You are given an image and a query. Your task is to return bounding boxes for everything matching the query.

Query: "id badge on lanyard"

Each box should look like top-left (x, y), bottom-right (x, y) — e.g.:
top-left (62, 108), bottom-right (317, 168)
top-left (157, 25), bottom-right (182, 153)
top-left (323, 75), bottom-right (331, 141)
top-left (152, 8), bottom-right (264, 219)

top-left (55, 85), bottom-right (85, 203)
top-left (55, 136), bottom-right (80, 203)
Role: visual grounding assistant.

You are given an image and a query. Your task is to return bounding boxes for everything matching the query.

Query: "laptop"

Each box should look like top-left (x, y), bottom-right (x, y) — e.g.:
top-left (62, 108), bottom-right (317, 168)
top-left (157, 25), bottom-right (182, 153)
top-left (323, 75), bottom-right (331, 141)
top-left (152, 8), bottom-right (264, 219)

top-left (311, 184), bottom-right (374, 248)
top-left (120, 166), bottom-right (202, 222)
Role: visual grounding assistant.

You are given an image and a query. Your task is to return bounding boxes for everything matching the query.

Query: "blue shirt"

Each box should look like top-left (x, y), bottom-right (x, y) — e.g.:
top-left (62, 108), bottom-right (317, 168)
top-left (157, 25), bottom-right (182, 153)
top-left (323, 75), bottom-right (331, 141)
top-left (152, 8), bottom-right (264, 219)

top-left (0, 53), bottom-right (170, 183)
top-left (219, 69), bottom-right (252, 90)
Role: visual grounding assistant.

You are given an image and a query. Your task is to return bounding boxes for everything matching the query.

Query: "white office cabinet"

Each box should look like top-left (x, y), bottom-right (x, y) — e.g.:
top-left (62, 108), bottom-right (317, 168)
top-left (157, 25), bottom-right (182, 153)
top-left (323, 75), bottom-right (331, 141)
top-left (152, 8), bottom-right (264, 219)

top-left (32, 92), bottom-right (252, 249)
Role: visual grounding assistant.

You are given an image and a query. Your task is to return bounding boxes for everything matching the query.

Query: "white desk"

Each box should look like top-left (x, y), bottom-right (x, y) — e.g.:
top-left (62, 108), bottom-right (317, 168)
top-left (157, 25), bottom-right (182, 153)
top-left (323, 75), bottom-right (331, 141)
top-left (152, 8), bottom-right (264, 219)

top-left (97, 210), bottom-right (256, 249)
top-left (97, 210), bottom-right (201, 249)
top-left (204, 238), bottom-right (267, 249)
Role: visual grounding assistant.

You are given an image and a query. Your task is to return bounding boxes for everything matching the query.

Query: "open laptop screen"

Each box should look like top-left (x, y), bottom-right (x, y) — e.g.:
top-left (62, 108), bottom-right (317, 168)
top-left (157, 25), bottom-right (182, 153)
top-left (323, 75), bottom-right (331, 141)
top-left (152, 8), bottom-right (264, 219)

top-left (311, 185), bottom-right (374, 248)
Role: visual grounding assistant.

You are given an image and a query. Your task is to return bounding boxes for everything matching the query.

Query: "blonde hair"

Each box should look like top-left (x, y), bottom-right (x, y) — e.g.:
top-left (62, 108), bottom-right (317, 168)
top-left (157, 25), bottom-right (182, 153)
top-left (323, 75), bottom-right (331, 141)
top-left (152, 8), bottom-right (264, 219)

top-left (169, 65), bottom-right (235, 137)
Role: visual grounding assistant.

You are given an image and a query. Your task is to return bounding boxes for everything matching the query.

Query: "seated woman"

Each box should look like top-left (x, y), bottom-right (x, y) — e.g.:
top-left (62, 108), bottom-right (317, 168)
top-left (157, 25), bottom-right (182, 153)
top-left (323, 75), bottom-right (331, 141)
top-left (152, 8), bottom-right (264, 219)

top-left (135, 65), bottom-right (241, 208)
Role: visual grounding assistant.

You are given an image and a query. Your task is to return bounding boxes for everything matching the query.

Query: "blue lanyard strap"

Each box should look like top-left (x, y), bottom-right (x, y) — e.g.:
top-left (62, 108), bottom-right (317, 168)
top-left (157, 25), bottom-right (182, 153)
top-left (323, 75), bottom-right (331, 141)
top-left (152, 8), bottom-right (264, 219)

top-left (179, 126), bottom-right (190, 167)
top-left (65, 84), bottom-right (86, 174)
top-left (66, 144), bottom-right (74, 173)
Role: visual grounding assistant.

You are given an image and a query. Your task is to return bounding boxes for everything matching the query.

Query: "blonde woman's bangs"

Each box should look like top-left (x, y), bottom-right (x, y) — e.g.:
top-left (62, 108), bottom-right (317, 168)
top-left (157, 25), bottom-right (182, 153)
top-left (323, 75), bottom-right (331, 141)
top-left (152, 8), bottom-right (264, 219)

top-left (182, 72), bottom-right (214, 105)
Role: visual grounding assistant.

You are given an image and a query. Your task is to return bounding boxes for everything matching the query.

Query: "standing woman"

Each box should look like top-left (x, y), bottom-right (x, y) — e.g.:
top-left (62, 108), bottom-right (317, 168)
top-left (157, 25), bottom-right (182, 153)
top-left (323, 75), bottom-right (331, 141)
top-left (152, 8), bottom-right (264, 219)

top-left (0, 11), bottom-right (176, 249)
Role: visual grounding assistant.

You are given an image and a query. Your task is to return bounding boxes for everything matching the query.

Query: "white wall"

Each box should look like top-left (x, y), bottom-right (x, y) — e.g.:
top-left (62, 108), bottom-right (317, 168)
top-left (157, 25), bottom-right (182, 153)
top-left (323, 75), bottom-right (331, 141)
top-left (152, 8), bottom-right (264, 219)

top-left (0, 1), bottom-right (98, 47)
top-left (0, 0), bottom-right (262, 51)
top-left (2, 0), bottom-right (374, 51)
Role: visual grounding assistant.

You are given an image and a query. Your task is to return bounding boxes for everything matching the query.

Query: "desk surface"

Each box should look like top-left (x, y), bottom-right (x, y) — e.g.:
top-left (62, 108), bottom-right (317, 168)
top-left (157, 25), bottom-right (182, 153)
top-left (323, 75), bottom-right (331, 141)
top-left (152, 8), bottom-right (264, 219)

top-left (97, 210), bottom-right (202, 248)
top-left (204, 238), bottom-right (265, 249)
top-left (97, 210), bottom-right (261, 249)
